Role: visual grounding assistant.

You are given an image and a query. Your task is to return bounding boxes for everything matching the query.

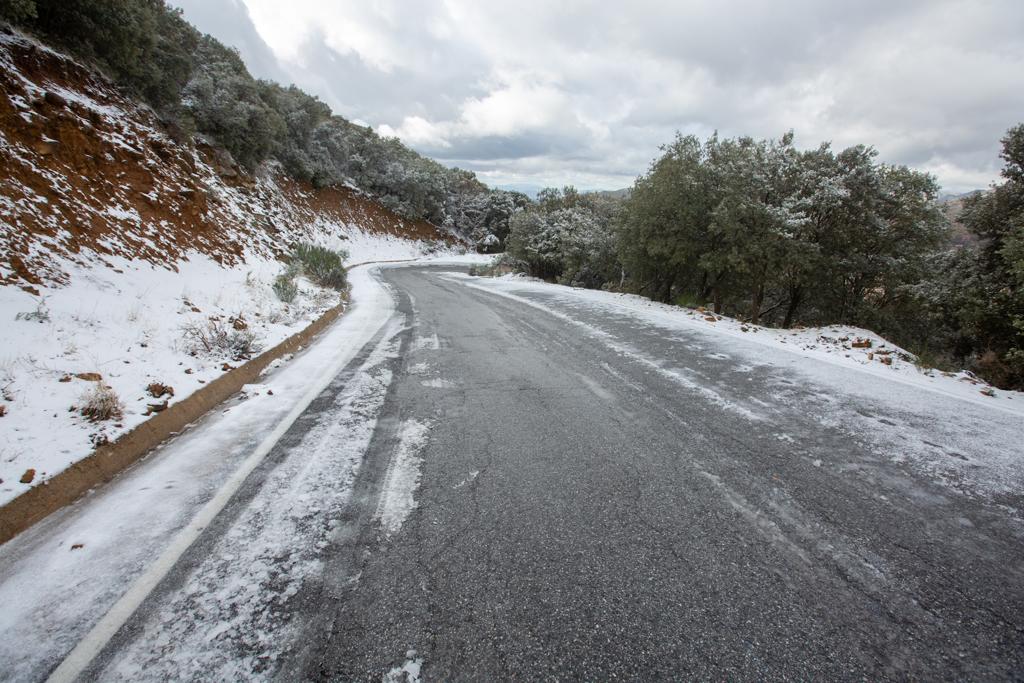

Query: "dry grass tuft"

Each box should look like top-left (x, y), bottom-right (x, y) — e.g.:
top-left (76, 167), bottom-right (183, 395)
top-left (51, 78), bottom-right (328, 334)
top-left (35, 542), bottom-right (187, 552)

top-left (80, 383), bottom-right (123, 422)
top-left (181, 319), bottom-right (260, 361)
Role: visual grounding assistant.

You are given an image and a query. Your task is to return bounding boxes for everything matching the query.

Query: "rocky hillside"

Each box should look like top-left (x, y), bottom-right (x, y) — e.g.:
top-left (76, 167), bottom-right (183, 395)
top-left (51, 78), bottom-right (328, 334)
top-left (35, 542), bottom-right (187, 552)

top-left (0, 27), bottom-right (456, 294)
top-left (0, 27), bottom-right (462, 507)
top-left (937, 191), bottom-right (984, 248)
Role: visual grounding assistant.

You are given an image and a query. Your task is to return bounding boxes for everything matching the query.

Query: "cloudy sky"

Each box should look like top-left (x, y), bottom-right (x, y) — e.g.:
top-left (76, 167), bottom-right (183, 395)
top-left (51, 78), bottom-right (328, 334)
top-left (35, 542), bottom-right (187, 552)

top-left (169, 0), bottom-right (1023, 194)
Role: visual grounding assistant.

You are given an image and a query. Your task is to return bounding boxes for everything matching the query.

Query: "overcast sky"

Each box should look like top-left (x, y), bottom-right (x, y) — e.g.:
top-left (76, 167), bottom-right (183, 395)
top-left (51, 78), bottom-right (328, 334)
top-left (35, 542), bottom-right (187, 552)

top-left (169, 0), bottom-right (1023, 194)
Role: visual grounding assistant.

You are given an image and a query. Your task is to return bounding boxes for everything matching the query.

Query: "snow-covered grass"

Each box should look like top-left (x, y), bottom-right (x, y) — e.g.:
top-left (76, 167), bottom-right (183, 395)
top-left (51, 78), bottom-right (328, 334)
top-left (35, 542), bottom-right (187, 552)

top-left (0, 23), bottom-right (479, 507)
top-left (0, 235), bottom-right (461, 508)
top-left (0, 265), bottom-right (402, 681)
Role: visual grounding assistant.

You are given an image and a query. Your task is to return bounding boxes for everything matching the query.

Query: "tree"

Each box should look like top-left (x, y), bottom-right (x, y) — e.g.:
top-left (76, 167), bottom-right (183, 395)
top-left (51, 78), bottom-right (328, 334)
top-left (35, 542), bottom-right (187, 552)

top-left (921, 125), bottom-right (1024, 387)
top-left (617, 134), bottom-right (719, 304)
top-left (0, 0), bottom-right (36, 23)
top-left (507, 187), bottom-right (621, 285)
top-left (180, 36), bottom-right (285, 169)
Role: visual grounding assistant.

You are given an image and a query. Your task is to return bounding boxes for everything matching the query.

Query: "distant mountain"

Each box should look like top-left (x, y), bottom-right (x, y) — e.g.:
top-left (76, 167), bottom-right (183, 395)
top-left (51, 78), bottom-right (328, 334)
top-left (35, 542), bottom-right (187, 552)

top-left (494, 185), bottom-right (633, 201)
top-left (495, 183), bottom-right (545, 199)
top-left (938, 190), bottom-right (985, 247)
top-left (937, 189), bottom-right (984, 203)
top-left (589, 188), bottom-right (631, 200)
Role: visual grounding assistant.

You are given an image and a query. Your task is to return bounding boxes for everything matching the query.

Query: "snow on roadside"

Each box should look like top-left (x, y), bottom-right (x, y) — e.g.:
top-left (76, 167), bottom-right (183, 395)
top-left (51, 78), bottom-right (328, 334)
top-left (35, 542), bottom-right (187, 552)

top-left (446, 271), bottom-right (1024, 498)
top-left (451, 273), bottom-right (1024, 416)
top-left (99, 318), bottom-right (405, 682)
top-left (0, 234), bottom-right (457, 508)
top-left (0, 265), bottom-right (398, 681)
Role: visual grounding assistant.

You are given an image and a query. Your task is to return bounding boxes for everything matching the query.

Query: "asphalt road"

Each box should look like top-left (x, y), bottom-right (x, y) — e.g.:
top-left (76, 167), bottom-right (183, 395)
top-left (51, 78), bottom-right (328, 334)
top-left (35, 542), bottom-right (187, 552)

top-left (78, 265), bottom-right (1024, 680)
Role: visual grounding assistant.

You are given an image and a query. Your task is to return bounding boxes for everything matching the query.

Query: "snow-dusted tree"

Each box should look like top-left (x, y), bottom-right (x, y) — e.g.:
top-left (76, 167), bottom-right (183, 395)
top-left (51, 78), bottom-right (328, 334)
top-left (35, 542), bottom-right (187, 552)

top-left (182, 36), bottom-right (284, 169)
top-left (507, 187), bottom-right (621, 285)
top-left (916, 124), bottom-right (1024, 388)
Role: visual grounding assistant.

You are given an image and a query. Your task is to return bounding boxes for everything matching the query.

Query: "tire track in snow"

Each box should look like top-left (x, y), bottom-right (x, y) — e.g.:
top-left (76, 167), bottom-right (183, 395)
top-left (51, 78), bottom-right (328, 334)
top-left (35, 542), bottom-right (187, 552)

top-left (69, 321), bottom-right (407, 682)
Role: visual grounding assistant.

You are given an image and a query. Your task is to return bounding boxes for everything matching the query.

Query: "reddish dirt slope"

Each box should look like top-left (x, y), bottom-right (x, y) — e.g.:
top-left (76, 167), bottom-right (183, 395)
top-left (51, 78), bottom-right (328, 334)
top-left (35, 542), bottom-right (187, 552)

top-left (0, 29), bottom-right (451, 294)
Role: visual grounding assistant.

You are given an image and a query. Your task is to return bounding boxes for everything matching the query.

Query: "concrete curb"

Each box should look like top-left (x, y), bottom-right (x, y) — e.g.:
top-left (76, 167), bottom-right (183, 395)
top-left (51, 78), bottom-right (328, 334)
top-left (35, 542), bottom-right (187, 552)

top-left (0, 296), bottom-right (349, 545)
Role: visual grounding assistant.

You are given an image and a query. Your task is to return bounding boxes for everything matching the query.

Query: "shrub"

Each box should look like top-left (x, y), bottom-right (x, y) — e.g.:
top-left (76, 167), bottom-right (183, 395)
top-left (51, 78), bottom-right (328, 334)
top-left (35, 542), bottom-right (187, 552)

top-left (79, 383), bottom-right (123, 422)
top-left (292, 243), bottom-right (348, 291)
top-left (182, 319), bottom-right (260, 361)
top-left (15, 299), bottom-right (50, 323)
top-left (272, 272), bottom-right (298, 303)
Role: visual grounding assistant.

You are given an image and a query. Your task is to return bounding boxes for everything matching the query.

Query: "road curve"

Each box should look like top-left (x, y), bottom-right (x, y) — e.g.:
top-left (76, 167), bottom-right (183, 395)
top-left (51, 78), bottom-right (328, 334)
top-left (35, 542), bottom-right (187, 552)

top-left (24, 264), bottom-right (1024, 681)
top-left (294, 265), bottom-right (1024, 680)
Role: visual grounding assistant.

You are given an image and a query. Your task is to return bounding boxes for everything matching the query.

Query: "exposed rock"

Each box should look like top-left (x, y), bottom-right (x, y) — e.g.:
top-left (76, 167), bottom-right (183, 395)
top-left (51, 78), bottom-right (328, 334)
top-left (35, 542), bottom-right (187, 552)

top-left (851, 339), bottom-right (872, 349)
top-left (75, 372), bottom-right (102, 381)
top-left (146, 382), bottom-right (174, 399)
top-left (43, 90), bottom-right (67, 108)
top-left (144, 399), bottom-right (168, 416)
top-left (32, 139), bottom-right (59, 156)
top-left (20, 468), bottom-right (35, 484)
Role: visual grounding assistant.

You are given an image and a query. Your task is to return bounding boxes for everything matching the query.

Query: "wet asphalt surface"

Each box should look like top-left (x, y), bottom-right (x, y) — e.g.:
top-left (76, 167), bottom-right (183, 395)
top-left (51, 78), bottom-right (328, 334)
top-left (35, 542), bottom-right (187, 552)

top-left (78, 265), bottom-right (1024, 681)
top-left (285, 266), bottom-right (1024, 681)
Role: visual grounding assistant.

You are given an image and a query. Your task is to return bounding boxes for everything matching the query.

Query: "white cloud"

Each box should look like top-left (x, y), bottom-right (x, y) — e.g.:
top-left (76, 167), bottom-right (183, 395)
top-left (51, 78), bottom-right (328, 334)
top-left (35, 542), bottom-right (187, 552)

top-left (378, 116), bottom-right (451, 148)
top-left (459, 78), bottom-right (566, 137)
top-left (173, 0), bottom-right (1024, 192)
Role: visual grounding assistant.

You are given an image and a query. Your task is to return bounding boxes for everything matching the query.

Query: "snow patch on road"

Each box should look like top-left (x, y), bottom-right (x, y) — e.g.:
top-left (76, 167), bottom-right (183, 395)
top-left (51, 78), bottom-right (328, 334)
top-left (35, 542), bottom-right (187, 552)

top-left (448, 271), bottom-right (1024, 499)
top-left (449, 273), bottom-right (765, 422)
top-left (0, 266), bottom-right (397, 682)
top-left (420, 378), bottom-right (455, 388)
top-left (97, 329), bottom-right (402, 681)
top-left (375, 419), bottom-right (432, 536)
top-left (407, 362), bottom-right (430, 375)
top-left (414, 333), bottom-right (441, 350)
top-left (454, 471), bottom-right (479, 489)
top-left (383, 651), bottom-right (423, 683)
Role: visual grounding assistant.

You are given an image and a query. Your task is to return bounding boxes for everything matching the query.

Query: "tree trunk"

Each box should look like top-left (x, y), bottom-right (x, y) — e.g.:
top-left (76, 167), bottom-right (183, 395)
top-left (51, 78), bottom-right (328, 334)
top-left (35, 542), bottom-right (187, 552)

top-left (710, 270), bottom-right (726, 314)
top-left (749, 282), bottom-right (765, 325)
top-left (660, 274), bottom-right (675, 304)
top-left (782, 286), bottom-right (803, 328)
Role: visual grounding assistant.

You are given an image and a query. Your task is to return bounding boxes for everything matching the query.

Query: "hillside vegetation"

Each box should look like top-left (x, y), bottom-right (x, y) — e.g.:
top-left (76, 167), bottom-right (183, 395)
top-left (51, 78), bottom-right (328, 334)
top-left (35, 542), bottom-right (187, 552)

top-left (2, 1), bottom-right (1021, 390)
top-left (0, 0), bottom-right (524, 249)
top-left (0, 23), bottom-right (468, 504)
top-left (505, 128), bottom-right (1024, 390)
